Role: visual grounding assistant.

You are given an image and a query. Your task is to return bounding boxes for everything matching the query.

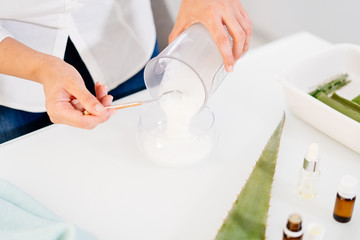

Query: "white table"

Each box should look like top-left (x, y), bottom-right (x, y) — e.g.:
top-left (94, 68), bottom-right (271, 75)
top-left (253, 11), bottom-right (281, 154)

top-left (0, 32), bottom-right (359, 240)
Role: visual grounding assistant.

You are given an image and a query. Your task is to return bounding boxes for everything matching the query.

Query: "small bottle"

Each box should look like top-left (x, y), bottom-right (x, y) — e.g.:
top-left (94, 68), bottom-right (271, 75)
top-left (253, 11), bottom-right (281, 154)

top-left (297, 143), bottom-right (320, 199)
top-left (333, 175), bottom-right (358, 223)
top-left (283, 213), bottom-right (304, 240)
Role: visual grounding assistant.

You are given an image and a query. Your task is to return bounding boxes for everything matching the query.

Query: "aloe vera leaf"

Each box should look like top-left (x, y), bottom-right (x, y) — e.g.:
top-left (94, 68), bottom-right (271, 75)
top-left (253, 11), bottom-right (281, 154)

top-left (215, 114), bottom-right (285, 240)
top-left (317, 92), bottom-right (360, 123)
top-left (352, 94), bottom-right (360, 105)
top-left (331, 93), bottom-right (360, 112)
top-left (309, 73), bottom-right (350, 98)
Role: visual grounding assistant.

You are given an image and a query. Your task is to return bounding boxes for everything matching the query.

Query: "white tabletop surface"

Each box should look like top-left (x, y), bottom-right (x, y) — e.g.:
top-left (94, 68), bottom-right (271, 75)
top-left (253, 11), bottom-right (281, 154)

top-left (1, 32), bottom-right (359, 240)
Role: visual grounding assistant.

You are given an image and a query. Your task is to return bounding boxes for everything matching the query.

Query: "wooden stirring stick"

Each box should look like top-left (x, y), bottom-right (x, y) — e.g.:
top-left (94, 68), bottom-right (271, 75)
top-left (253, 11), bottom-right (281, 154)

top-left (83, 90), bottom-right (181, 115)
top-left (83, 101), bottom-right (145, 115)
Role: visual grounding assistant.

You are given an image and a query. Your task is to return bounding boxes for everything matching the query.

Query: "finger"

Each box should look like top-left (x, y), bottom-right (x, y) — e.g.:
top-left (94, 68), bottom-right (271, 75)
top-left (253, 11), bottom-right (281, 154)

top-left (222, 14), bottom-right (246, 61)
top-left (101, 95), bottom-right (113, 107)
top-left (51, 104), bottom-right (113, 129)
top-left (169, 21), bottom-right (186, 44)
top-left (96, 85), bottom-right (114, 107)
top-left (95, 81), bottom-right (100, 97)
top-left (70, 84), bottom-right (105, 116)
top-left (235, 11), bottom-right (253, 54)
top-left (203, 20), bottom-right (234, 72)
top-left (95, 82), bottom-right (107, 101)
top-left (80, 109), bottom-right (114, 128)
top-left (71, 98), bottom-right (84, 111)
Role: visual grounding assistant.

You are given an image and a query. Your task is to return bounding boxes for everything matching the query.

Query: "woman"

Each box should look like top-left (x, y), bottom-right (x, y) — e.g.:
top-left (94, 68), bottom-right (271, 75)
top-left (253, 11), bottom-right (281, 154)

top-left (0, 0), bottom-right (252, 144)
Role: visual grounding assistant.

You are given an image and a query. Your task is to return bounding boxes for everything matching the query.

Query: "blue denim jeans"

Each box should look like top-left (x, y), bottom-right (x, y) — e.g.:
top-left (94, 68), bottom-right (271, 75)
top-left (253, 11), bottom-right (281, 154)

top-left (0, 38), bottom-right (159, 144)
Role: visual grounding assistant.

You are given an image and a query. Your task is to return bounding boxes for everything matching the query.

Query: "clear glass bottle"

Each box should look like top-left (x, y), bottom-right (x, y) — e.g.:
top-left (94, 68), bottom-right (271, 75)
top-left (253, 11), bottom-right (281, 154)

top-left (283, 213), bottom-right (304, 240)
top-left (333, 175), bottom-right (358, 223)
top-left (297, 143), bottom-right (320, 199)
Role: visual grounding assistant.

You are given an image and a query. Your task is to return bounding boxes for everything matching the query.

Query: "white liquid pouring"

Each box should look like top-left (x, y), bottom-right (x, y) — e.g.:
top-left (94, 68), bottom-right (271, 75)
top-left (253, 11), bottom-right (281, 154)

top-left (141, 60), bottom-right (215, 167)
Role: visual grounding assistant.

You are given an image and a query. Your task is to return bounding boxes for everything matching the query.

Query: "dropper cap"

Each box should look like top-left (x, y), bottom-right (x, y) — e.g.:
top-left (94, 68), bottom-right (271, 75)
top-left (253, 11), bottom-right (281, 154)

top-left (303, 143), bottom-right (319, 172)
top-left (338, 175), bottom-right (358, 199)
top-left (305, 223), bottom-right (325, 240)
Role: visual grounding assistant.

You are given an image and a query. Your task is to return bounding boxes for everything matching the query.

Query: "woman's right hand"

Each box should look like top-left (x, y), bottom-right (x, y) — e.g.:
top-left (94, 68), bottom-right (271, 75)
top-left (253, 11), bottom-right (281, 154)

top-left (169, 0), bottom-right (253, 73)
top-left (39, 57), bottom-right (115, 129)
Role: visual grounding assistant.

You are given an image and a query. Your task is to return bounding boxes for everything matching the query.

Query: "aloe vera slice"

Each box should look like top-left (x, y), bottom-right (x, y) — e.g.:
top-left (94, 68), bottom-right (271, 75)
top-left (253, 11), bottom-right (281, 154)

top-left (317, 92), bottom-right (360, 123)
top-left (352, 94), bottom-right (360, 105)
top-left (215, 114), bottom-right (285, 240)
top-left (331, 93), bottom-right (360, 112)
top-left (309, 73), bottom-right (350, 98)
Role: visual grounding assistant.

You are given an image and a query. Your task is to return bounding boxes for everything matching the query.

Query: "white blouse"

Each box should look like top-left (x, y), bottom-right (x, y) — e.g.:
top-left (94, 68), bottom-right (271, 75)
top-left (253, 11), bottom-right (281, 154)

top-left (0, 0), bottom-right (156, 112)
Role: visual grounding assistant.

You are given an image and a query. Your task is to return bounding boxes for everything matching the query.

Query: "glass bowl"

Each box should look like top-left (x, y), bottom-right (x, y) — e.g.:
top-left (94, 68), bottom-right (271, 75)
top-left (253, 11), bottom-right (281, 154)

top-left (137, 102), bottom-right (218, 167)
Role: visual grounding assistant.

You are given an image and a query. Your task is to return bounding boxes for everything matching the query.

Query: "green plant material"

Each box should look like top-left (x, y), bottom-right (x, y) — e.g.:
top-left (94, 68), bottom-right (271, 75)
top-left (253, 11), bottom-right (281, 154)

top-left (317, 92), bottom-right (360, 123)
top-left (352, 94), bottom-right (360, 105)
top-left (331, 93), bottom-right (360, 112)
top-left (215, 114), bottom-right (285, 240)
top-left (309, 73), bottom-right (350, 98)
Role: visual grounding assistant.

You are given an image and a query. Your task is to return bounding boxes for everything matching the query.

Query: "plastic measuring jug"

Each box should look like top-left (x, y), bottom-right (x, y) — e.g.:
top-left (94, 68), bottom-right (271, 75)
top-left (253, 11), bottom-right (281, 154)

top-left (144, 23), bottom-right (228, 110)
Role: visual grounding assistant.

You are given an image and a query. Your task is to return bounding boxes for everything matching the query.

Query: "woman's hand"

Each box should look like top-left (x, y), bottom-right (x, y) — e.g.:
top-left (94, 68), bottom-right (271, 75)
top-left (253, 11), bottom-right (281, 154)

top-left (169, 0), bottom-right (252, 72)
top-left (0, 37), bottom-right (115, 129)
top-left (40, 57), bottom-right (115, 129)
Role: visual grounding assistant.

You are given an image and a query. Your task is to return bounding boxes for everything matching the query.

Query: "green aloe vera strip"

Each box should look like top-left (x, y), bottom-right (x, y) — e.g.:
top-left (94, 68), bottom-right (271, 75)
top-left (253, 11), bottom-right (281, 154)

top-left (215, 114), bottom-right (285, 240)
top-left (331, 93), bottom-right (360, 112)
top-left (352, 94), bottom-right (360, 105)
top-left (317, 92), bottom-right (360, 123)
top-left (309, 73), bottom-right (350, 98)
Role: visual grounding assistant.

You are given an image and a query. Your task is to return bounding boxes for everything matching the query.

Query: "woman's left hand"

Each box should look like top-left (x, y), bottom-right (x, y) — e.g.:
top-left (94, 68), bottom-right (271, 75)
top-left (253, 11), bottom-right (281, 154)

top-left (169, 0), bottom-right (252, 72)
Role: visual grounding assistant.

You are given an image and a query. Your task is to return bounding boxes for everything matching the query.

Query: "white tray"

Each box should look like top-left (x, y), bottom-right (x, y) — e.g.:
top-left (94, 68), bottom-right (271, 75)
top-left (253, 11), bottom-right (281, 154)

top-left (277, 43), bottom-right (360, 154)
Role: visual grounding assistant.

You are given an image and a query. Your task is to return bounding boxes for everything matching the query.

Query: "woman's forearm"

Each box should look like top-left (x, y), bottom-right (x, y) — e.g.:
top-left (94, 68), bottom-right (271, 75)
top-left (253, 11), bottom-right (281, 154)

top-left (0, 37), bottom-right (55, 84)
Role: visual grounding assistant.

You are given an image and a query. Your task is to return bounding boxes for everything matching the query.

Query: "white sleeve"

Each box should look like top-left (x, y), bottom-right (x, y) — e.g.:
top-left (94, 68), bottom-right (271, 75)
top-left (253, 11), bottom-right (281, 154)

top-left (0, 26), bottom-right (12, 43)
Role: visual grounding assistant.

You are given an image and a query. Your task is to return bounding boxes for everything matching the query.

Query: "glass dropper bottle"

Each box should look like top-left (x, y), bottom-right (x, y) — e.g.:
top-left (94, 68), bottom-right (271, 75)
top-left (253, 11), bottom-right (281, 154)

top-left (297, 143), bottom-right (320, 199)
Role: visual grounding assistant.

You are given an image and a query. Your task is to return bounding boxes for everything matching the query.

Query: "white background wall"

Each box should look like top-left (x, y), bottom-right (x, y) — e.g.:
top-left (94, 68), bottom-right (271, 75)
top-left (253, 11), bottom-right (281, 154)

top-left (154, 0), bottom-right (360, 48)
top-left (241, 0), bottom-right (360, 44)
